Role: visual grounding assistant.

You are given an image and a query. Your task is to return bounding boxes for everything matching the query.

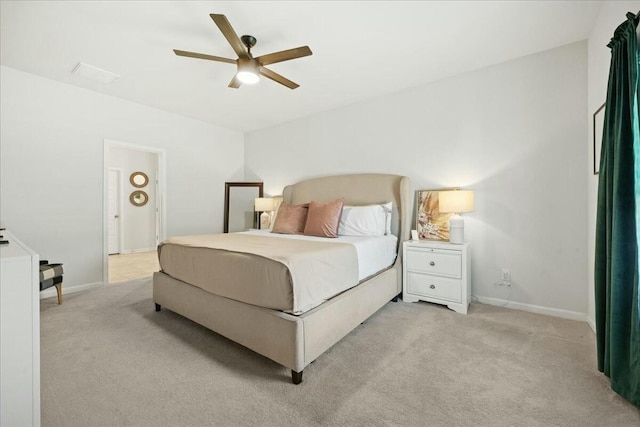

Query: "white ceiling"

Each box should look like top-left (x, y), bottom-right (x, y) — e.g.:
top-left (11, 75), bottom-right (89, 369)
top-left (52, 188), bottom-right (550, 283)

top-left (0, 1), bottom-right (601, 133)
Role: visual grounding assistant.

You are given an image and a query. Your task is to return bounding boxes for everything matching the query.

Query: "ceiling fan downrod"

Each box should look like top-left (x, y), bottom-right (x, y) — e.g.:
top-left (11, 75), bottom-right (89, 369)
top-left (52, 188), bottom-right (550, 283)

top-left (241, 35), bottom-right (257, 56)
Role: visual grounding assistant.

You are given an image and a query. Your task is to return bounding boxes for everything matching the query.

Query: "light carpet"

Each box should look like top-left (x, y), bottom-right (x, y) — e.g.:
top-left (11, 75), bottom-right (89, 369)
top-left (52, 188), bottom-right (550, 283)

top-left (40, 277), bottom-right (640, 426)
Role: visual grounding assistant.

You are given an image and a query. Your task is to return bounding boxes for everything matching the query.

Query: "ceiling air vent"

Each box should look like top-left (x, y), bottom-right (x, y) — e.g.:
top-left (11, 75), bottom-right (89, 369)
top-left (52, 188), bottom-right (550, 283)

top-left (71, 62), bottom-right (120, 84)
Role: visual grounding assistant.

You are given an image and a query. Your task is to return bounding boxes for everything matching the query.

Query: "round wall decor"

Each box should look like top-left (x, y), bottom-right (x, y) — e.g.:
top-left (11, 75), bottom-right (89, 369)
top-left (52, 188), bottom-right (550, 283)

top-left (130, 190), bottom-right (149, 207)
top-left (130, 171), bottom-right (149, 188)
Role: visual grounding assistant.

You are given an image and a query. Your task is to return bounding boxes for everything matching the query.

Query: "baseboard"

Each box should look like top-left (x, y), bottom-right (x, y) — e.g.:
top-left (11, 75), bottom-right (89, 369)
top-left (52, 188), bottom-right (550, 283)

top-left (40, 281), bottom-right (104, 300)
top-left (119, 247), bottom-right (156, 255)
top-left (586, 315), bottom-right (596, 333)
top-left (474, 295), bottom-right (588, 323)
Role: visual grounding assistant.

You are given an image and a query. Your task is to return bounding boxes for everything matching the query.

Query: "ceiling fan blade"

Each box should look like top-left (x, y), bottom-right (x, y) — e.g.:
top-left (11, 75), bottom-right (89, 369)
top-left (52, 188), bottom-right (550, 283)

top-left (210, 14), bottom-right (248, 59)
top-left (228, 74), bottom-right (242, 89)
top-left (255, 46), bottom-right (312, 66)
top-left (173, 49), bottom-right (236, 64)
top-left (259, 66), bottom-right (299, 90)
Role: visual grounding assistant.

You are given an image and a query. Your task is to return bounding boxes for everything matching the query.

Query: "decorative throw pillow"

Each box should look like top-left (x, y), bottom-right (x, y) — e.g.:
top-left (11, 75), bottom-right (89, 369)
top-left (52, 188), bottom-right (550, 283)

top-left (303, 198), bottom-right (345, 238)
top-left (271, 203), bottom-right (308, 234)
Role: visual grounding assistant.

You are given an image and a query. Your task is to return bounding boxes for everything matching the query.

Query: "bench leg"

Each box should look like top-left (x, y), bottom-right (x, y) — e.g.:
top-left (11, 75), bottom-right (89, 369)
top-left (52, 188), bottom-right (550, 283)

top-left (54, 283), bottom-right (62, 305)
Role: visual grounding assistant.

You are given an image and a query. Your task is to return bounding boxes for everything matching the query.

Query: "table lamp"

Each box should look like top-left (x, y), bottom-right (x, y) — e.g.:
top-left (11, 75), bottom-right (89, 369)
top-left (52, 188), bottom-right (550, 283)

top-left (254, 198), bottom-right (274, 230)
top-left (438, 189), bottom-right (474, 244)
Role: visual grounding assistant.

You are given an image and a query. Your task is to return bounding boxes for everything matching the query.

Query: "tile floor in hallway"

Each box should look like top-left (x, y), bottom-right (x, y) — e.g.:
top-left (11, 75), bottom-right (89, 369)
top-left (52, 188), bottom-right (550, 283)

top-left (109, 251), bottom-right (159, 283)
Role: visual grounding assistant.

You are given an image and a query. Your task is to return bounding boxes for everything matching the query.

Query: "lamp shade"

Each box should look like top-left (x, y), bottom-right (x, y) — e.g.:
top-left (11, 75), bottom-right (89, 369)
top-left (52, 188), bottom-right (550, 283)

top-left (254, 197), bottom-right (274, 212)
top-left (439, 190), bottom-right (474, 214)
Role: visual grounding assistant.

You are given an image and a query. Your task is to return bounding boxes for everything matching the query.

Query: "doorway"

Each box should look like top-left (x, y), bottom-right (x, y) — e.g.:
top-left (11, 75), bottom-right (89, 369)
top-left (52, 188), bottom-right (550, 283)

top-left (103, 140), bottom-right (166, 284)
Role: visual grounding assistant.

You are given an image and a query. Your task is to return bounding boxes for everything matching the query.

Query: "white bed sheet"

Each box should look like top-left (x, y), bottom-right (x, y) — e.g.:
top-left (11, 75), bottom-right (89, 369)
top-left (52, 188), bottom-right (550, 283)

top-left (241, 230), bottom-right (398, 281)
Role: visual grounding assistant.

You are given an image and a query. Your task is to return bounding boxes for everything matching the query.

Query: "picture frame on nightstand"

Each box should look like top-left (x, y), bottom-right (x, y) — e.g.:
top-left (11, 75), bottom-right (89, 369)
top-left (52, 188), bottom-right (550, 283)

top-left (415, 190), bottom-right (453, 241)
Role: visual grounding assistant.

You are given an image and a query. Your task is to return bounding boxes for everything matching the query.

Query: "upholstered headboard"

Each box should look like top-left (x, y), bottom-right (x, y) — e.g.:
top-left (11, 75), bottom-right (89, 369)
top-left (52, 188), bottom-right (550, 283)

top-left (282, 173), bottom-right (411, 248)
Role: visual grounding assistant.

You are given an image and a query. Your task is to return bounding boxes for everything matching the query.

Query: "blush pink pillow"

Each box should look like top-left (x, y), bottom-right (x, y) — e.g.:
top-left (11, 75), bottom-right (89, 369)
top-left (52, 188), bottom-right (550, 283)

top-left (303, 198), bottom-right (345, 238)
top-left (271, 203), bottom-right (308, 234)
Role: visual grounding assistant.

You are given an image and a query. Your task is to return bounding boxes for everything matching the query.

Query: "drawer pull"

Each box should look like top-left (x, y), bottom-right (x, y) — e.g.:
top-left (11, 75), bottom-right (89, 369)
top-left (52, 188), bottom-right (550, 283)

top-left (429, 261), bottom-right (435, 266)
top-left (429, 284), bottom-right (435, 289)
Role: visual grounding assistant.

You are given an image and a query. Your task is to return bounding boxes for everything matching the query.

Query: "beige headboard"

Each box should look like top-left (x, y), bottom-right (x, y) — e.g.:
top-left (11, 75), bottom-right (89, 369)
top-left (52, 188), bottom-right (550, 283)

top-left (282, 174), bottom-right (411, 247)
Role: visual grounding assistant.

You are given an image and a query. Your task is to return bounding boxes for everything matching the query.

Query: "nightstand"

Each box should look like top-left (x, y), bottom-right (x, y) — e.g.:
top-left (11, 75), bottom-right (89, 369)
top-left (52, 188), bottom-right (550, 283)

top-left (402, 240), bottom-right (470, 314)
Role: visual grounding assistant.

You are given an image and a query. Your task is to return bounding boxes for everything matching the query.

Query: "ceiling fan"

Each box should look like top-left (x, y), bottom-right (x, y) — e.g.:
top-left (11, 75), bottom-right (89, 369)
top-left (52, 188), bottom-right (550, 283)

top-left (174, 14), bottom-right (312, 90)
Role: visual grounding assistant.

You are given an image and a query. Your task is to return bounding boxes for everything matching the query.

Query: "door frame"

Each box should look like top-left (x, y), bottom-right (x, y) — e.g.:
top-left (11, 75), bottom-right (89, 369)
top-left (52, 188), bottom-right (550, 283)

top-left (108, 167), bottom-right (124, 255)
top-left (103, 139), bottom-right (167, 285)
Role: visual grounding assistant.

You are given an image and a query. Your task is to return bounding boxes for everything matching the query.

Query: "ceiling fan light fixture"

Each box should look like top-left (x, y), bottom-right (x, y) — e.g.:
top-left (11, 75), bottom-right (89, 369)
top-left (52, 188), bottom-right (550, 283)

top-left (237, 58), bottom-right (260, 85)
top-left (237, 70), bottom-right (259, 84)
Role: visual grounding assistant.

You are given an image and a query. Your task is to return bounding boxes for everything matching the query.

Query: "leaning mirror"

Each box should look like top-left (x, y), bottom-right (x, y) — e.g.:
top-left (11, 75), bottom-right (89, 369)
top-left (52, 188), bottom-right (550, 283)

top-left (224, 182), bottom-right (263, 233)
top-left (130, 171), bottom-right (149, 188)
top-left (130, 190), bottom-right (149, 207)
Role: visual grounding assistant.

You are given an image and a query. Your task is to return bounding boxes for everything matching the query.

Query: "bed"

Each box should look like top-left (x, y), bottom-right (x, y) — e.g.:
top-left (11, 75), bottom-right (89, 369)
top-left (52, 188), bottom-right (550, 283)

top-left (153, 173), bottom-right (411, 383)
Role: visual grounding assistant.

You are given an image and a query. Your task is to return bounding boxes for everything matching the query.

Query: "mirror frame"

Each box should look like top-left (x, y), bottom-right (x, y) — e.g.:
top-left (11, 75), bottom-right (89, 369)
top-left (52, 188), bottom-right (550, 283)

top-left (130, 171), bottom-right (149, 188)
top-left (224, 182), bottom-right (263, 233)
top-left (130, 190), bottom-right (149, 207)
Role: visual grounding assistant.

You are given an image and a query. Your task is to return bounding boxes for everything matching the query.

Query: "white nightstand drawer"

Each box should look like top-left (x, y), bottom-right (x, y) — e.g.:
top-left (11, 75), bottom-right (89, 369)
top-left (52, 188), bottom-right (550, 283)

top-left (405, 247), bottom-right (461, 278)
top-left (406, 272), bottom-right (462, 303)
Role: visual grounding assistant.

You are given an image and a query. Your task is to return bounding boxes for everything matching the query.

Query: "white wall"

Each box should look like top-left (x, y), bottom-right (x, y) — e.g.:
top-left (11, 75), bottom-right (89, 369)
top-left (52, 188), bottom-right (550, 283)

top-left (0, 66), bottom-right (244, 289)
top-left (108, 146), bottom-right (158, 253)
top-left (246, 42), bottom-right (588, 318)
top-left (586, 1), bottom-right (640, 331)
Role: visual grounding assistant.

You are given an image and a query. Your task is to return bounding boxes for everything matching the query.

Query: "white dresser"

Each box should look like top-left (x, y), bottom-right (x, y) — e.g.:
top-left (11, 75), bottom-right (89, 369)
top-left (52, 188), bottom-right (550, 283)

top-left (0, 230), bottom-right (40, 426)
top-left (402, 240), bottom-right (470, 314)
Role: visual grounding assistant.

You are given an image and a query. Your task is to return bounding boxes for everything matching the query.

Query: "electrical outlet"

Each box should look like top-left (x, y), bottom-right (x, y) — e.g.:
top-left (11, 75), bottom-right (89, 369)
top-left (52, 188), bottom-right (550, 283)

top-left (500, 268), bottom-right (512, 287)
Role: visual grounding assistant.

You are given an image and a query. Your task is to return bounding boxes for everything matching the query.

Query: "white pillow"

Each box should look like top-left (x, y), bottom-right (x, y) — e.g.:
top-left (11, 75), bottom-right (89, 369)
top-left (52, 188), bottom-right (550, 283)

top-left (339, 202), bottom-right (392, 236)
top-left (268, 201), bottom-right (283, 231)
top-left (382, 201), bottom-right (392, 234)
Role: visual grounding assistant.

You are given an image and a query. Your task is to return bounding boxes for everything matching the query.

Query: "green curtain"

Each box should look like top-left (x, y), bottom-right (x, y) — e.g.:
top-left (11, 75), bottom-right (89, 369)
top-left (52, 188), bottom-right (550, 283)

top-left (594, 12), bottom-right (640, 408)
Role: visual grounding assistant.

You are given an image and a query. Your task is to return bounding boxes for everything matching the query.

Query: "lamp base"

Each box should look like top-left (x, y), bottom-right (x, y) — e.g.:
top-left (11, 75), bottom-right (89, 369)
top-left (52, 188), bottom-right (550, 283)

top-left (260, 211), bottom-right (270, 230)
top-left (448, 214), bottom-right (464, 244)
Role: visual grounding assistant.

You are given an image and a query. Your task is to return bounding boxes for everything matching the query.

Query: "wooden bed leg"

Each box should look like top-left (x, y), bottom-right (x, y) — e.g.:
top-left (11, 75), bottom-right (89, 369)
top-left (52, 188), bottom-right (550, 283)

top-left (291, 370), bottom-right (303, 385)
top-left (155, 303), bottom-right (161, 312)
top-left (54, 283), bottom-right (63, 305)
